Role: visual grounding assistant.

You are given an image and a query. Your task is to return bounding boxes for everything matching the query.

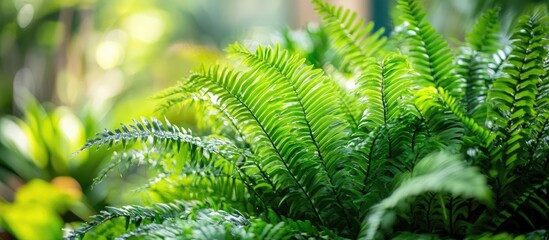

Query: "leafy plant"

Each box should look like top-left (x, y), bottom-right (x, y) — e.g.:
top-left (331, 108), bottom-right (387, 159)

top-left (67, 0), bottom-right (549, 239)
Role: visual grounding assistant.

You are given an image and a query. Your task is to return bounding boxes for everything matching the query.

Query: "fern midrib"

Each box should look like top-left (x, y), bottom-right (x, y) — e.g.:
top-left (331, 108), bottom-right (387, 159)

top-left (413, 104), bottom-right (433, 138)
top-left (362, 129), bottom-right (381, 194)
top-left (199, 74), bottom-right (325, 224)
top-left (253, 159), bottom-right (286, 202)
top-left (380, 63), bottom-right (394, 158)
top-left (341, 93), bottom-right (360, 127)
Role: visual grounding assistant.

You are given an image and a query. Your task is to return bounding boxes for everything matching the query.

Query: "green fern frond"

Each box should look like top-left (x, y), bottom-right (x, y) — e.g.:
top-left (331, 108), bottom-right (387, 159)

top-left (487, 46), bottom-right (512, 85)
top-left (312, 0), bottom-right (386, 70)
top-left (228, 43), bottom-right (362, 228)
top-left (414, 87), bottom-right (465, 150)
top-left (437, 88), bottom-right (492, 145)
top-left (79, 117), bottom-right (239, 158)
top-left (466, 8), bottom-right (501, 54)
top-left (359, 152), bottom-right (490, 240)
top-left (459, 7), bottom-right (501, 114)
top-left (487, 11), bottom-right (548, 168)
top-left (456, 48), bottom-right (491, 121)
top-left (188, 65), bottom-right (326, 224)
top-left (397, 0), bottom-right (464, 98)
top-left (358, 54), bottom-right (413, 130)
top-left (356, 53), bottom-right (418, 164)
top-left (532, 52), bottom-right (549, 152)
top-left (322, 65), bottom-right (364, 128)
top-left (65, 201), bottom-right (193, 239)
top-left (458, 7), bottom-right (502, 118)
top-left (473, 176), bottom-right (549, 233)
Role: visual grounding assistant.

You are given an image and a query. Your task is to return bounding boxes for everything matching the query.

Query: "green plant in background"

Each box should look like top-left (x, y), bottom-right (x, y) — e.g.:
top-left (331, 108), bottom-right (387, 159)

top-left (0, 96), bottom-right (117, 238)
top-left (65, 0), bottom-right (548, 239)
top-left (0, 179), bottom-right (79, 240)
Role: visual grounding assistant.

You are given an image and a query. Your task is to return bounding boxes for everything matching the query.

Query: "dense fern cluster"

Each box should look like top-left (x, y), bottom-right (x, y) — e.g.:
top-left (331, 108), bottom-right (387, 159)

top-left (68, 0), bottom-right (549, 239)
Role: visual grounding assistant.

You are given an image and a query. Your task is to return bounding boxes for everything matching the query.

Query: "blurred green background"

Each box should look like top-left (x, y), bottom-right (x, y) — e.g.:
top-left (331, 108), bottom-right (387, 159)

top-left (0, 0), bottom-right (545, 239)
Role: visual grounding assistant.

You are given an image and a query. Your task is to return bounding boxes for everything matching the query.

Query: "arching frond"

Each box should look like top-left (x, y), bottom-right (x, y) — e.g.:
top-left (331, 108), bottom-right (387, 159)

top-left (457, 9), bottom-right (501, 120)
top-left (356, 54), bottom-right (418, 164)
top-left (466, 8), bottom-right (501, 54)
top-left (473, 176), bottom-right (549, 233)
top-left (228, 43), bottom-right (362, 229)
top-left (312, 0), bottom-right (386, 70)
top-left (487, 11), bottom-right (548, 169)
top-left (65, 201), bottom-right (193, 239)
top-left (359, 152), bottom-right (490, 240)
top-left (414, 87), bottom-right (465, 150)
top-left (358, 54), bottom-right (412, 130)
top-left (397, 0), bottom-right (464, 98)
top-left (79, 117), bottom-right (240, 158)
top-left (188, 65), bottom-right (326, 224)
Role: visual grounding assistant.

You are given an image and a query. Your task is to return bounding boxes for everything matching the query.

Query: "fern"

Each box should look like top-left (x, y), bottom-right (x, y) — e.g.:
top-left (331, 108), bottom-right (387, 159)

top-left (414, 87), bottom-right (465, 151)
top-left (312, 0), bottom-right (386, 69)
top-left (188, 65), bottom-right (329, 224)
top-left (356, 54), bottom-right (418, 165)
top-left (80, 117), bottom-right (241, 159)
top-left (312, 0), bottom-right (388, 128)
top-left (65, 201), bottom-right (193, 239)
top-left (458, 8), bottom-right (501, 117)
top-left (487, 10), bottom-right (547, 176)
top-left (473, 176), bottom-right (549, 233)
top-left (359, 152), bottom-right (490, 240)
top-left (397, 0), bottom-right (464, 98)
top-left (228, 43), bottom-right (362, 229)
top-left (466, 8), bottom-right (501, 54)
top-left (358, 54), bottom-right (413, 131)
top-left (487, 46), bottom-right (512, 85)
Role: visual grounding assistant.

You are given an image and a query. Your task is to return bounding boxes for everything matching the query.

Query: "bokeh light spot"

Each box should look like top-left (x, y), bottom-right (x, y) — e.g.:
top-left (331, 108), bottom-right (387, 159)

top-left (17, 4), bottom-right (34, 28)
top-left (125, 12), bottom-right (165, 43)
top-left (95, 40), bottom-right (124, 70)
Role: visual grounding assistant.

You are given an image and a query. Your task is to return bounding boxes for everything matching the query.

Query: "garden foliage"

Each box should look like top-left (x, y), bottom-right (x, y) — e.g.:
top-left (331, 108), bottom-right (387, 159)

top-left (67, 0), bottom-right (549, 239)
